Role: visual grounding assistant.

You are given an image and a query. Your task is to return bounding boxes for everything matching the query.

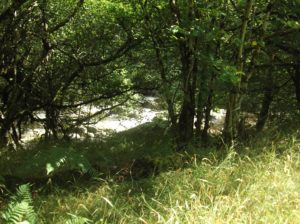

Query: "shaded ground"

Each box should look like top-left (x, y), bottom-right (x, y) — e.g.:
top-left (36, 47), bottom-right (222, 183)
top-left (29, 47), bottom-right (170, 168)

top-left (0, 121), bottom-right (174, 190)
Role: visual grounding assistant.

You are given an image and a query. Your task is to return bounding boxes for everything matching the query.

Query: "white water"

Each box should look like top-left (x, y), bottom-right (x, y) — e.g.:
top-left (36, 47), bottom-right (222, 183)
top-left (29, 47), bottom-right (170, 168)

top-left (209, 109), bottom-right (226, 134)
top-left (21, 97), bottom-right (226, 142)
top-left (94, 108), bottom-right (161, 132)
top-left (22, 97), bottom-right (165, 142)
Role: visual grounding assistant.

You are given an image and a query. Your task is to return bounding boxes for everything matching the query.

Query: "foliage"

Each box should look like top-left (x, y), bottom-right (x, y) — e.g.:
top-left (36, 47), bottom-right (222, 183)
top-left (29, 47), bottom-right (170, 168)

top-left (1, 184), bottom-right (37, 224)
top-left (0, 0), bottom-right (300, 221)
top-left (0, 0), bottom-right (299, 147)
top-left (65, 213), bottom-right (92, 224)
top-left (42, 147), bottom-right (94, 176)
top-left (0, 0), bottom-right (138, 144)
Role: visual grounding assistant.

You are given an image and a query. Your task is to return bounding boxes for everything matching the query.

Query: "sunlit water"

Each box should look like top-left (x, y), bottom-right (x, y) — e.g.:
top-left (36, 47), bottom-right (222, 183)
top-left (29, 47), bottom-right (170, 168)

top-left (21, 97), bottom-right (226, 143)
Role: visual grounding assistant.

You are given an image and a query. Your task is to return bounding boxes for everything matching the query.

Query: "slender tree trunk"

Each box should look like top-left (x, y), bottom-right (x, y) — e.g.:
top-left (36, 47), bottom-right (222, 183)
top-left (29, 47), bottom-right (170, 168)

top-left (0, 121), bottom-right (10, 146)
top-left (177, 44), bottom-right (197, 148)
top-left (11, 123), bottom-right (20, 146)
top-left (195, 74), bottom-right (206, 137)
top-left (201, 4), bottom-right (225, 144)
top-left (195, 49), bottom-right (211, 140)
top-left (45, 106), bottom-right (59, 140)
top-left (256, 89), bottom-right (273, 132)
top-left (0, 85), bottom-right (22, 146)
top-left (224, 91), bottom-right (238, 142)
top-left (202, 73), bottom-right (216, 143)
top-left (256, 69), bottom-right (274, 131)
top-left (195, 101), bottom-right (204, 137)
top-left (151, 38), bottom-right (177, 133)
top-left (223, 0), bottom-right (254, 143)
top-left (142, 3), bottom-right (178, 140)
top-left (292, 67), bottom-right (300, 110)
top-left (169, 0), bottom-right (198, 149)
top-left (0, 116), bottom-right (20, 146)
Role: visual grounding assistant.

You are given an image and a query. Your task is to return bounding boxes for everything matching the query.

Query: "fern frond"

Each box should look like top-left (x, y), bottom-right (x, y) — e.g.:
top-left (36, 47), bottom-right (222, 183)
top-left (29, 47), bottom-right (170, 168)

top-left (12, 184), bottom-right (33, 204)
top-left (66, 213), bottom-right (92, 224)
top-left (1, 184), bottom-right (37, 224)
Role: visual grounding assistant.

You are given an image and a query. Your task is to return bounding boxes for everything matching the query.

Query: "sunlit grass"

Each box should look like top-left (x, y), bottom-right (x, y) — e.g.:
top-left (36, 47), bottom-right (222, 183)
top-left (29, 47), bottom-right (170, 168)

top-left (32, 134), bottom-right (300, 223)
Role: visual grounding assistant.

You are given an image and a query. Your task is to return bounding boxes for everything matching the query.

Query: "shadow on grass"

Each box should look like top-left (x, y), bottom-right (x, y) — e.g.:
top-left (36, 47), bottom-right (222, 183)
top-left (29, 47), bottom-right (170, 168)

top-left (1, 120), bottom-right (299, 196)
top-left (0, 121), bottom-right (177, 192)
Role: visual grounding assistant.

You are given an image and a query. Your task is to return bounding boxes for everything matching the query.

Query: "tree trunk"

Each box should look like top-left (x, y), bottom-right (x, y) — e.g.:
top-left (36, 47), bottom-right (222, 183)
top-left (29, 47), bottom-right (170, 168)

top-left (223, 0), bottom-right (254, 143)
top-left (256, 89), bottom-right (273, 132)
top-left (0, 85), bottom-right (23, 146)
top-left (292, 67), bottom-right (300, 110)
top-left (256, 67), bottom-right (274, 131)
top-left (195, 52), bottom-right (211, 140)
top-left (45, 106), bottom-right (59, 140)
top-left (0, 117), bottom-right (20, 146)
top-left (195, 74), bottom-right (206, 137)
top-left (169, 0), bottom-right (198, 149)
top-left (202, 75), bottom-right (215, 143)
top-left (223, 90), bottom-right (239, 142)
top-left (151, 38), bottom-right (177, 135)
top-left (142, 4), bottom-right (178, 142)
top-left (0, 121), bottom-right (10, 146)
top-left (177, 42), bottom-right (197, 149)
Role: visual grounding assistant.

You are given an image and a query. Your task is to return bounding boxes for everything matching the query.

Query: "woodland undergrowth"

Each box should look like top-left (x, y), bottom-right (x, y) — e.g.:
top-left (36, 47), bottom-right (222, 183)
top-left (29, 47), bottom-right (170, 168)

top-left (1, 126), bottom-right (300, 224)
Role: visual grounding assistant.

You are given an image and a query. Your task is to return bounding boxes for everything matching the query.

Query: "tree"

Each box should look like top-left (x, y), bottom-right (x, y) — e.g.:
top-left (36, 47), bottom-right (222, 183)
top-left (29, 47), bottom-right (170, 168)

top-left (0, 0), bottom-right (139, 145)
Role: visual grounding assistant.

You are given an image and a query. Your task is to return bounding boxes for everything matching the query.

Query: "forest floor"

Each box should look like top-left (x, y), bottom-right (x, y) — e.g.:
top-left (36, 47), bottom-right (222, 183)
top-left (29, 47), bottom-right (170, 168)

top-left (0, 121), bottom-right (300, 223)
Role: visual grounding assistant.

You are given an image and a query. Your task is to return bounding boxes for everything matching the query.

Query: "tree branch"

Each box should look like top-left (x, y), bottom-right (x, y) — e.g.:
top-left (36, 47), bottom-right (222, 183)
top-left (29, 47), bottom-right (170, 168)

top-left (49, 0), bottom-right (84, 33)
top-left (0, 0), bottom-right (28, 22)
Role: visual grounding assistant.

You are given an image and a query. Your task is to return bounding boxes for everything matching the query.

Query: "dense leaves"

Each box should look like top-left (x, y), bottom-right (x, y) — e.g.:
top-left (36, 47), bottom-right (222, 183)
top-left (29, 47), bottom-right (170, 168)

top-left (0, 0), bottom-right (299, 146)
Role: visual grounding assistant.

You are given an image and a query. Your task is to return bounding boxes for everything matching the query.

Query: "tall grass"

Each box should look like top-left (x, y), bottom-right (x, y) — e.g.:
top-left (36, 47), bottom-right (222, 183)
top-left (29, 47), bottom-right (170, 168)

top-left (31, 135), bottom-right (300, 223)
